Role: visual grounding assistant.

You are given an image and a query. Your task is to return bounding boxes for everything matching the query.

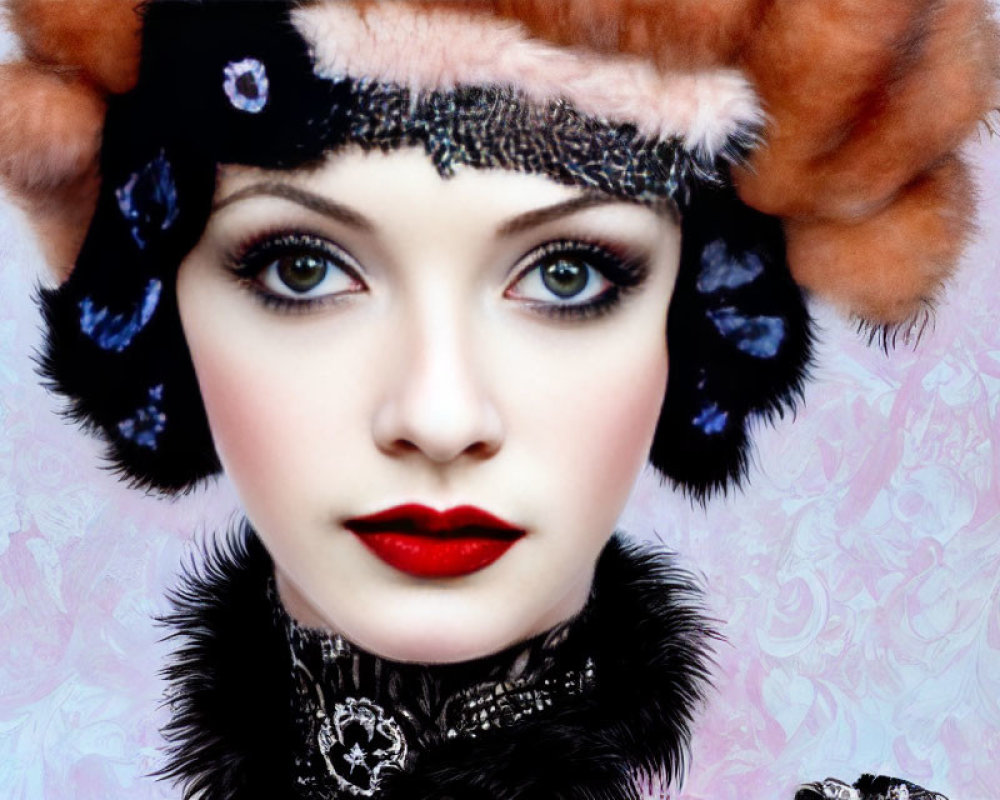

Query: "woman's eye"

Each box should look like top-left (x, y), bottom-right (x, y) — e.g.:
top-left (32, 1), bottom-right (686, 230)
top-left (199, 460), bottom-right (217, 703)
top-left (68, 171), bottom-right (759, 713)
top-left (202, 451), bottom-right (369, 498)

top-left (233, 233), bottom-right (365, 306)
top-left (506, 241), bottom-right (645, 315)
top-left (261, 250), bottom-right (359, 299)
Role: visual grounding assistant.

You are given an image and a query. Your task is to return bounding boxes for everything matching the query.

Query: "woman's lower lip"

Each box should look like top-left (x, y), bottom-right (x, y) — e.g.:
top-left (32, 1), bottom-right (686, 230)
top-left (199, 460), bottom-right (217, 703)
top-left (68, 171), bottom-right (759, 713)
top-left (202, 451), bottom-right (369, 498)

top-left (354, 532), bottom-right (520, 578)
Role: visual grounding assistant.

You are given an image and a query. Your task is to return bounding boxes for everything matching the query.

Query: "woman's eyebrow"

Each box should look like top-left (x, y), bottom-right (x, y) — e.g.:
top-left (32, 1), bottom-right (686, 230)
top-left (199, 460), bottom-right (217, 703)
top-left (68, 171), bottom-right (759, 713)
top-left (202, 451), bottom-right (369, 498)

top-left (497, 193), bottom-right (676, 236)
top-left (213, 182), bottom-right (374, 231)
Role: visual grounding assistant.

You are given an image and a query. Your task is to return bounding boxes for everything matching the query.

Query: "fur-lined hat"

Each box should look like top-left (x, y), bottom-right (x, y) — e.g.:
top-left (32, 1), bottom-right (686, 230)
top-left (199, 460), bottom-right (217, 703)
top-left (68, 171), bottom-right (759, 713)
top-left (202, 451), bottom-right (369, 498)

top-left (3, 0), bottom-right (996, 320)
top-left (0, 0), bottom-right (996, 495)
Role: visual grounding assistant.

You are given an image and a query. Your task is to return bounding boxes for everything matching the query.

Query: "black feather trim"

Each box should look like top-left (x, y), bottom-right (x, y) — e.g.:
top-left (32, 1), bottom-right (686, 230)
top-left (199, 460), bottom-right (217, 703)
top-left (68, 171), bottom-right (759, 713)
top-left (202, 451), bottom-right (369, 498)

top-left (157, 526), bottom-right (717, 799)
top-left (155, 528), bottom-right (294, 799)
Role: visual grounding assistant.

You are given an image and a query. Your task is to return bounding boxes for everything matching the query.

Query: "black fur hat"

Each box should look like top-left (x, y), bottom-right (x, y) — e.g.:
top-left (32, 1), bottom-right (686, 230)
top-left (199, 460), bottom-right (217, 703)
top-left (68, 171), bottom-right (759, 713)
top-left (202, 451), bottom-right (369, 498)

top-left (34, 0), bottom-right (811, 498)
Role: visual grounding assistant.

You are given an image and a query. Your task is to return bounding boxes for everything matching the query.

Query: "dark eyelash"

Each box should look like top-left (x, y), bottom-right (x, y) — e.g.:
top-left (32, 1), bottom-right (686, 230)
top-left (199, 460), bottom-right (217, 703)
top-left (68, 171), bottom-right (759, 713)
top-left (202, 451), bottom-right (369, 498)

top-left (223, 229), bottom-right (363, 313)
top-left (515, 239), bottom-right (650, 321)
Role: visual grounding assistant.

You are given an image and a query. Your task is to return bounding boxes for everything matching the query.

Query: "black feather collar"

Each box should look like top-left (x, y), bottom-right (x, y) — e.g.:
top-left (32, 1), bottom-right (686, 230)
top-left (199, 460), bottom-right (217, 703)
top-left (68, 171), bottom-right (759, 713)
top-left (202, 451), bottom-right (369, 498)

top-left (156, 525), bottom-right (716, 799)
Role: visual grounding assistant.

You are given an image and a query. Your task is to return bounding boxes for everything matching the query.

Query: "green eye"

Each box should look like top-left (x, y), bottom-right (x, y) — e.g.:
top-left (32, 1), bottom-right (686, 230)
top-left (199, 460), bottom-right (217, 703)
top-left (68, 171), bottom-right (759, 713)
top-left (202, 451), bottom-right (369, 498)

top-left (540, 257), bottom-right (591, 299)
top-left (505, 239), bottom-right (649, 321)
top-left (507, 241), bottom-right (616, 308)
top-left (234, 233), bottom-right (367, 308)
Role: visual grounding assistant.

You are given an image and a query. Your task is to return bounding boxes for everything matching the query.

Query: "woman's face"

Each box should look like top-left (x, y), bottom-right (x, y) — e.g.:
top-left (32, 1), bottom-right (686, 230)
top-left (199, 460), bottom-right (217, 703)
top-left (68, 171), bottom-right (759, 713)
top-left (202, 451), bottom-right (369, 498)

top-left (176, 148), bottom-right (680, 663)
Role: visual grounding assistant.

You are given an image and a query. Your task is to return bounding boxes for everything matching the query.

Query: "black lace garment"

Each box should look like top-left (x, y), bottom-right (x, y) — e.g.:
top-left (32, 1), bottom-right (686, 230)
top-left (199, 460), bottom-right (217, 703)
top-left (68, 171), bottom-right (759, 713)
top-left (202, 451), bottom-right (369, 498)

top-left (273, 581), bottom-right (597, 798)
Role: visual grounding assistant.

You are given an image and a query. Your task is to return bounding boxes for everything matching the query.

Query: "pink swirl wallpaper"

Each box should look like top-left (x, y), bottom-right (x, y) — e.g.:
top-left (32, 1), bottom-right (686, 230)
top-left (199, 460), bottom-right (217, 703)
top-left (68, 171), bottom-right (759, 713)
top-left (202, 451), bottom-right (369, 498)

top-left (0, 26), bottom-right (998, 800)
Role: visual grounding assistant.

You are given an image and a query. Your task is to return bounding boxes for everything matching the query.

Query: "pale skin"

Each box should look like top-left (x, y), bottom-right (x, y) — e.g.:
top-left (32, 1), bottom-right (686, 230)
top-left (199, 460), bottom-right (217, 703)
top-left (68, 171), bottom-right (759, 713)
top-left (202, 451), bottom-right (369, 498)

top-left (176, 147), bottom-right (681, 663)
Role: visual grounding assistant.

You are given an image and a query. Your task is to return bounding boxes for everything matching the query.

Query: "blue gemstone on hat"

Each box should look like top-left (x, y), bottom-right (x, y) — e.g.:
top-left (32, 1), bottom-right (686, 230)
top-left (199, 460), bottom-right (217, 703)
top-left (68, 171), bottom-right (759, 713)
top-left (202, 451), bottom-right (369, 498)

top-left (693, 402), bottom-right (729, 435)
top-left (697, 240), bottom-right (765, 294)
top-left (79, 278), bottom-right (162, 352)
top-left (116, 151), bottom-right (179, 250)
top-left (707, 307), bottom-right (786, 359)
top-left (224, 57), bottom-right (269, 114)
top-left (117, 384), bottom-right (167, 451)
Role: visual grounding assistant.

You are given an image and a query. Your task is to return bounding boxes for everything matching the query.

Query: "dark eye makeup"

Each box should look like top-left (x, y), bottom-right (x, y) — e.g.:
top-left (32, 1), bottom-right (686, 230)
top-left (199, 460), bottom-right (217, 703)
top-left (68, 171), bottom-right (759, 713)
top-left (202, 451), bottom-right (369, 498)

top-left (504, 239), bottom-right (650, 321)
top-left (224, 231), bottom-right (367, 313)
top-left (223, 230), bottom-right (651, 320)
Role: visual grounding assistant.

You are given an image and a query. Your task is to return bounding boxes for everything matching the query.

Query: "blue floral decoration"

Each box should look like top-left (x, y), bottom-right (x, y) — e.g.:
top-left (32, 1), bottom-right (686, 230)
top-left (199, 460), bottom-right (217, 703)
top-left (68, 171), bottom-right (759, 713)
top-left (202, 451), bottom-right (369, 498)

top-left (115, 151), bottom-right (180, 249)
top-left (707, 307), bottom-right (786, 359)
top-left (697, 239), bottom-right (765, 294)
top-left (79, 278), bottom-right (162, 352)
top-left (117, 384), bottom-right (167, 450)
top-left (223, 57), bottom-right (270, 114)
top-left (692, 403), bottom-right (729, 436)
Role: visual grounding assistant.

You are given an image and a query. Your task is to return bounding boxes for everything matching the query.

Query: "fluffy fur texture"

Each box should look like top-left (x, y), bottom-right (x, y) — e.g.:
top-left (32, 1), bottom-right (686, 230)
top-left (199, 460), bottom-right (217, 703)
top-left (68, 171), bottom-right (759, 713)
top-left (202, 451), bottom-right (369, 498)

top-left (489, 0), bottom-right (769, 68)
top-left (784, 158), bottom-right (977, 330)
top-left (736, 0), bottom-right (999, 326)
top-left (5, 0), bottom-right (142, 93)
top-left (0, 63), bottom-right (104, 279)
top-left (294, 2), bottom-right (763, 156)
top-left (158, 526), bottom-right (717, 799)
top-left (0, 0), bottom-right (143, 278)
top-left (495, 0), bottom-right (1000, 325)
top-left (31, 0), bottom-right (810, 497)
top-left (0, 63), bottom-right (104, 190)
top-left (1, 0), bottom-right (996, 324)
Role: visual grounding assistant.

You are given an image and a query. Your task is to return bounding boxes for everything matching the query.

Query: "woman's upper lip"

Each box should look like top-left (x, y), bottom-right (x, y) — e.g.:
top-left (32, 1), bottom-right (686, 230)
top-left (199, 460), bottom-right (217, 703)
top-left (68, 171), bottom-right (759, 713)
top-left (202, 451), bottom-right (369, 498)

top-left (344, 504), bottom-right (524, 537)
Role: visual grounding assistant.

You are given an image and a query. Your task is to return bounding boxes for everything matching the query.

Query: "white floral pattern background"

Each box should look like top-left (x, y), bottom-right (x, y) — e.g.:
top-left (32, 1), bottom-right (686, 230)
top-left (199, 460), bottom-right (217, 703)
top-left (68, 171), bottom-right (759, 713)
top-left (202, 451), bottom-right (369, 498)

top-left (0, 21), bottom-right (998, 800)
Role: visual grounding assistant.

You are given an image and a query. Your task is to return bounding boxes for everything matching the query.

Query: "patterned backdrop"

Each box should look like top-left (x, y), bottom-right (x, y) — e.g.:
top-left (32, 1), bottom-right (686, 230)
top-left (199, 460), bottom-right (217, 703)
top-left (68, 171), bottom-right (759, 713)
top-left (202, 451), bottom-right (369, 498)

top-left (0, 21), bottom-right (998, 800)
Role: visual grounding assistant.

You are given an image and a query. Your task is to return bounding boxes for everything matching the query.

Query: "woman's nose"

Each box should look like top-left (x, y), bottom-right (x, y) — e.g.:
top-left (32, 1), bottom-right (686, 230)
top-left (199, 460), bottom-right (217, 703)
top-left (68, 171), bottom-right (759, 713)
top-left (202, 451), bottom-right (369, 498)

top-left (372, 308), bottom-right (503, 464)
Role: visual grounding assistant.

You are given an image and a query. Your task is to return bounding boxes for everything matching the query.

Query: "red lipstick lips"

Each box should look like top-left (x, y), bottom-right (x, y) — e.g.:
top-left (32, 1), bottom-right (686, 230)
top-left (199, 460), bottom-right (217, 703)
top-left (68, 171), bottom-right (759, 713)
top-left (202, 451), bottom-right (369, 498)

top-left (344, 504), bottom-right (525, 578)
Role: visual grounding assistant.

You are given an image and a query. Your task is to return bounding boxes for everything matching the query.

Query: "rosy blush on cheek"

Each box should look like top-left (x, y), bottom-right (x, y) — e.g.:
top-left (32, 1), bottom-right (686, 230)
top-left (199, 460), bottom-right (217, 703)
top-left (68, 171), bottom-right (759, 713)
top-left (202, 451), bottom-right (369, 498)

top-left (593, 362), bottom-right (668, 478)
top-left (526, 333), bottom-right (669, 495)
top-left (195, 358), bottom-right (275, 495)
top-left (196, 357), bottom-right (344, 526)
top-left (177, 314), bottom-right (307, 521)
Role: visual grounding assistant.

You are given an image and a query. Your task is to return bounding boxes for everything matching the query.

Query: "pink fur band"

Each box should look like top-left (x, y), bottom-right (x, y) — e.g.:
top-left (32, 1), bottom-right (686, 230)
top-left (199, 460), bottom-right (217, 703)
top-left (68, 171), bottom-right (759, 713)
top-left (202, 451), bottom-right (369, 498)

top-left (292, 2), bottom-right (763, 158)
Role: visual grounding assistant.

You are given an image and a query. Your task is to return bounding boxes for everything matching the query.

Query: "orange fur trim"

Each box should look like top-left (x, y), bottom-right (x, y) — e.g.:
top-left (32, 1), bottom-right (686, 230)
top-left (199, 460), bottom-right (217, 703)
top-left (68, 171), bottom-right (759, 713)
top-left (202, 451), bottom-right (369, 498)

top-left (737, 0), bottom-right (1000, 220)
top-left (0, 63), bottom-right (104, 282)
top-left (490, 0), bottom-right (768, 68)
top-left (6, 0), bottom-right (142, 93)
top-left (784, 158), bottom-right (975, 325)
top-left (0, 1), bottom-right (141, 281)
top-left (12, 168), bottom-right (100, 284)
top-left (0, 63), bottom-right (104, 190)
top-left (479, 0), bottom-right (998, 323)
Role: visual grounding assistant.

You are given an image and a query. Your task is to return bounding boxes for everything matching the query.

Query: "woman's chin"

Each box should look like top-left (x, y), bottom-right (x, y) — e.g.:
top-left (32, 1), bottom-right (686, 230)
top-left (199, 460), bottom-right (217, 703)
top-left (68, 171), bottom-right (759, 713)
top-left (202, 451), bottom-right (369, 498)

top-left (356, 628), bottom-right (510, 665)
top-left (331, 600), bottom-right (547, 663)
top-left (275, 567), bottom-right (530, 663)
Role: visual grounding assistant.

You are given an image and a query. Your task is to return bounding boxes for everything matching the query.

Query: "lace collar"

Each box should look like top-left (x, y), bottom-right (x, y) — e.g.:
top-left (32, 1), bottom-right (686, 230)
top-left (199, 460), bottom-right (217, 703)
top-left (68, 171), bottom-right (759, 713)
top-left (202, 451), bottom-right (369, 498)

top-left (272, 581), bottom-right (597, 797)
